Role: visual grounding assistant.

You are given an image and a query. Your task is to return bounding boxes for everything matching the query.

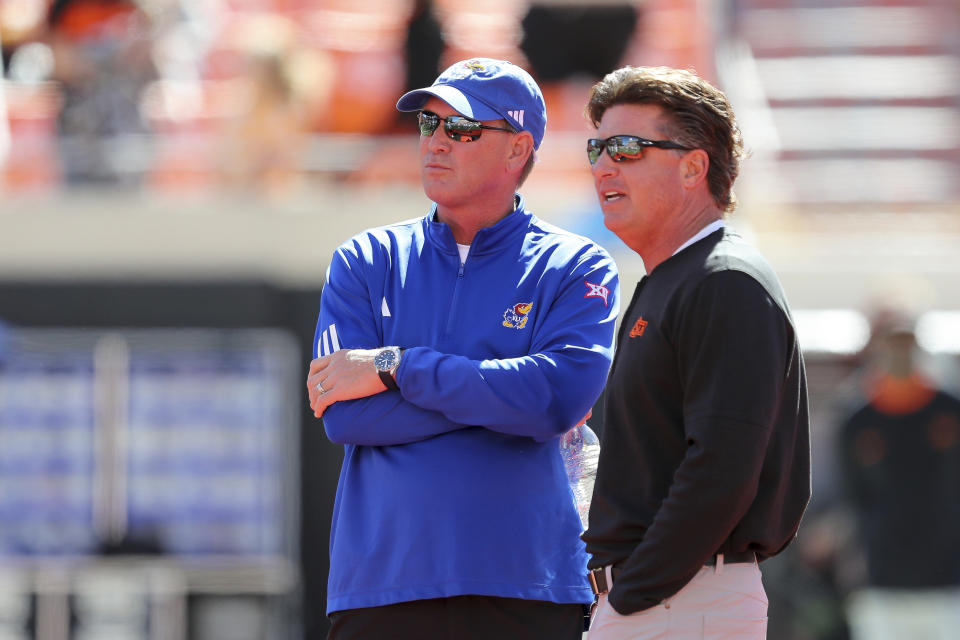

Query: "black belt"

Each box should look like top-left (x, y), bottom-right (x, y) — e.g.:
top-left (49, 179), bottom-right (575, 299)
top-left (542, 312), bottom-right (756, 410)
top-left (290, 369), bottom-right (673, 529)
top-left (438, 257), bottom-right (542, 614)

top-left (589, 551), bottom-right (757, 595)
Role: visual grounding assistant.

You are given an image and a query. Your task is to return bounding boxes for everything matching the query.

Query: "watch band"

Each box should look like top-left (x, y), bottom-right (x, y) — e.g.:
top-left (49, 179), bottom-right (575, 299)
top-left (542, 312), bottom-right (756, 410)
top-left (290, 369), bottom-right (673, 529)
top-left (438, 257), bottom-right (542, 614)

top-left (378, 368), bottom-right (399, 391)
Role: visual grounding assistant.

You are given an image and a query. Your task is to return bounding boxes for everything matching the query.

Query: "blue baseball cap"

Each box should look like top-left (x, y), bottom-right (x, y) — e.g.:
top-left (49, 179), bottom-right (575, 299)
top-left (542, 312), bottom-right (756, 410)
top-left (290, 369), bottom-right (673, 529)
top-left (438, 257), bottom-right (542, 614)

top-left (396, 58), bottom-right (547, 150)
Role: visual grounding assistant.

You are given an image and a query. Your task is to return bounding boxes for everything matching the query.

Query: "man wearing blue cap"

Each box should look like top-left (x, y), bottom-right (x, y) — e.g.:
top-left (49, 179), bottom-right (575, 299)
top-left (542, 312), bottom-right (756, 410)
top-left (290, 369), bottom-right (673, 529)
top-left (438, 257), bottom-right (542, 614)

top-left (305, 58), bottom-right (620, 639)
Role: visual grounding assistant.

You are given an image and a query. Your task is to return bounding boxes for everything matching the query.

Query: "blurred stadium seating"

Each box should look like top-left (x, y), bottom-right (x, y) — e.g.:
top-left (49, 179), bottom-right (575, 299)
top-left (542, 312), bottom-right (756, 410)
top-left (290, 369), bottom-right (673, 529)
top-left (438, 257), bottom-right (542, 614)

top-left (734, 0), bottom-right (960, 208)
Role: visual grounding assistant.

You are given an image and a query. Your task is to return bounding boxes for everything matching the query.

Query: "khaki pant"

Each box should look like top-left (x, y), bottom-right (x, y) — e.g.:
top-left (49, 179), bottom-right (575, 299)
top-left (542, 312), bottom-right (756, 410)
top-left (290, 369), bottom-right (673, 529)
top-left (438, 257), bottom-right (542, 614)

top-left (588, 557), bottom-right (767, 639)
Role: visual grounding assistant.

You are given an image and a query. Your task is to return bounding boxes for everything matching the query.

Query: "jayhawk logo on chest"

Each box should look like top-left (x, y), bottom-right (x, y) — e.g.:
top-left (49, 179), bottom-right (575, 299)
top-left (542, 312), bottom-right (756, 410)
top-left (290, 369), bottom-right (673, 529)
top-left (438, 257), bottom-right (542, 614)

top-left (503, 302), bottom-right (533, 329)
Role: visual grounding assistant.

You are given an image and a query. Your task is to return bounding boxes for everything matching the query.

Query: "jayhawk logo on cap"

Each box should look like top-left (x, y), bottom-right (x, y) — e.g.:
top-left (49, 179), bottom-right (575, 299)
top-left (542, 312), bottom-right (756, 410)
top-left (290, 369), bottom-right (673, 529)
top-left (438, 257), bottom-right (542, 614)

top-left (447, 59), bottom-right (499, 79)
top-left (503, 302), bottom-right (533, 329)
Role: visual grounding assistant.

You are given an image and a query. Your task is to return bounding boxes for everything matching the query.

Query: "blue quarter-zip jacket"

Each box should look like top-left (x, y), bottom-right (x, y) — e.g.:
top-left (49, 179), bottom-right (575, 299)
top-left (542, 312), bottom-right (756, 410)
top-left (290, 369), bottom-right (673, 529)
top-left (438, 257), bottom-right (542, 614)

top-left (314, 196), bottom-right (619, 614)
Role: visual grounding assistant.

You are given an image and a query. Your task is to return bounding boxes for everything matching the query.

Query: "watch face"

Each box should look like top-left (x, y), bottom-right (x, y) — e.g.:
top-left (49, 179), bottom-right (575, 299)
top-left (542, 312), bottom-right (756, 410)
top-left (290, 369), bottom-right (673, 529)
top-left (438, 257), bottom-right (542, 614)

top-left (375, 349), bottom-right (397, 371)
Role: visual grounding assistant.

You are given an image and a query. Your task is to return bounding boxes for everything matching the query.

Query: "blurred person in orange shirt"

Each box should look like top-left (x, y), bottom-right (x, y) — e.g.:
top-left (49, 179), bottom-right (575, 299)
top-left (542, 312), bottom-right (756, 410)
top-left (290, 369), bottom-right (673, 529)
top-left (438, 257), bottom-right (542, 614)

top-left (838, 306), bottom-right (960, 640)
top-left (45, 0), bottom-right (156, 186)
top-left (218, 45), bottom-right (308, 199)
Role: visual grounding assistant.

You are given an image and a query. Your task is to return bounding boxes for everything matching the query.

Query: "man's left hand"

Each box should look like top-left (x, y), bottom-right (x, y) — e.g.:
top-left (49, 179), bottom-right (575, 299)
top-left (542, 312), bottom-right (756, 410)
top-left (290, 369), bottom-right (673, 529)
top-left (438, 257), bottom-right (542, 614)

top-left (306, 348), bottom-right (389, 418)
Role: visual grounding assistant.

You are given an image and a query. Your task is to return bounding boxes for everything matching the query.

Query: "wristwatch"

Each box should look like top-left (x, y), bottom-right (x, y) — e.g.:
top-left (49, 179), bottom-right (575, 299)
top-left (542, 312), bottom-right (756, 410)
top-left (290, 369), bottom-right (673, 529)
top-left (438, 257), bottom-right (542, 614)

top-left (373, 346), bottom-right (402, 391)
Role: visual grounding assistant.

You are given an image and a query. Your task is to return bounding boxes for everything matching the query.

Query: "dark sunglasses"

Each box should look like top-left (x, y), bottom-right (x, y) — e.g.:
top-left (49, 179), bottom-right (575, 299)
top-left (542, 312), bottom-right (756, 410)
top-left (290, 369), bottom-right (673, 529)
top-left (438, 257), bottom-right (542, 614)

top-left (587, 135), bottom-right (692, 165)
top-left (418, 110), bottom-right (516, 142)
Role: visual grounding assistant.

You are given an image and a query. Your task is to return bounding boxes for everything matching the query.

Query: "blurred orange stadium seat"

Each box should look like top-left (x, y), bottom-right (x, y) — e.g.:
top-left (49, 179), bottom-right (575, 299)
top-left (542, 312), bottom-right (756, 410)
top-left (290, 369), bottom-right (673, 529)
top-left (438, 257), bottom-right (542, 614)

top-left (301, 2), bottom-right (412, 134)
top-left (2, 82), bottom-right (62, 193)
top-left (434, 0), bottom-right (526, 66)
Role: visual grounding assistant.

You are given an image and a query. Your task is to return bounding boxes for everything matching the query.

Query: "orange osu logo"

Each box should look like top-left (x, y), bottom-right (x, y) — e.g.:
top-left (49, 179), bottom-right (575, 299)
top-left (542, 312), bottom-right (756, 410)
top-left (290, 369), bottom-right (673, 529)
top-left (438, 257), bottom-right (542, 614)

top-left (629, 317), bottom-right (648, 338)
top-left (503, 302), bottom-right (533, 329)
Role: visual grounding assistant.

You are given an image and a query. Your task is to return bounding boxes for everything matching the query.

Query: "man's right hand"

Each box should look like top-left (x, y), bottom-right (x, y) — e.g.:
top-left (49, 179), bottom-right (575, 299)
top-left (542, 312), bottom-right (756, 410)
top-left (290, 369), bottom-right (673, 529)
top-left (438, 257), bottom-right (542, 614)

top-left (306, 348), bottom-right (391, 418)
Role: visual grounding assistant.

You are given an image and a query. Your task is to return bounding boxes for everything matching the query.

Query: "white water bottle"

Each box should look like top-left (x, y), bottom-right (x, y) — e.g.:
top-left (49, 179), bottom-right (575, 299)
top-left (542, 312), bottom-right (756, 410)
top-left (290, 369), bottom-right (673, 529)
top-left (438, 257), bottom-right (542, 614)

top-left (560, 423), bottom-right (601, 530)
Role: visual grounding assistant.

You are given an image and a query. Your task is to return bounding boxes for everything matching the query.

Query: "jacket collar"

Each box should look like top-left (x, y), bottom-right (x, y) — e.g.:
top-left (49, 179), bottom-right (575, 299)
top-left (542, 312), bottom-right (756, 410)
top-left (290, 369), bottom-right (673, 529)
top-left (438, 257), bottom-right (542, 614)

top-left (425, 194), bottom-right (531, 256)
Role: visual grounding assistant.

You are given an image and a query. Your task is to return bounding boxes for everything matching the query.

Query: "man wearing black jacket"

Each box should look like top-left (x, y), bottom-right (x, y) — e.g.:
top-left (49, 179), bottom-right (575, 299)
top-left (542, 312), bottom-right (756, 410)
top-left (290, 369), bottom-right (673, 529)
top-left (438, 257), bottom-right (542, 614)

top-left (580, 66), bottom-right (811, 638)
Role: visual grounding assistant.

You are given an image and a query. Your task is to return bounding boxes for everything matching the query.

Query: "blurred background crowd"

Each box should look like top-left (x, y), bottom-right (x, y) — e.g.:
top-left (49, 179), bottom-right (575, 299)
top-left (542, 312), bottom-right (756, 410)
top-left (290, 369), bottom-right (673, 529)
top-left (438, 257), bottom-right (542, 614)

top-left (0, 0), bottom-right (959, 639)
